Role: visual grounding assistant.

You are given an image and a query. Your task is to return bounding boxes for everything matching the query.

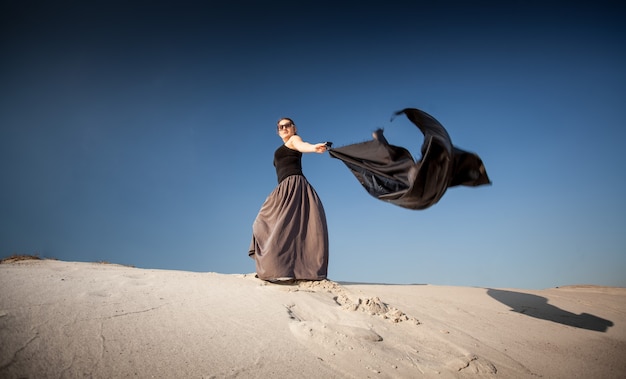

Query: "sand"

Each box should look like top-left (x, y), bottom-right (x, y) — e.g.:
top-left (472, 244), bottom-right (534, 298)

top-left (1, 259), bottom-right (625, 378)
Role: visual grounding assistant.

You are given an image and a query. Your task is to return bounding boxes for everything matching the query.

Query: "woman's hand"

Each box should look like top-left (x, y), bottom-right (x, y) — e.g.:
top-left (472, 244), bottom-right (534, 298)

top-left (313, 143), bottom-right (327, 153)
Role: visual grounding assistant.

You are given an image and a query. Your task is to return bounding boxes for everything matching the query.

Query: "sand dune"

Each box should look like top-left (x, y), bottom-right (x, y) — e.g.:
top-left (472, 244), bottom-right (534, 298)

top-left (1, 259), bottom-right (625, 378)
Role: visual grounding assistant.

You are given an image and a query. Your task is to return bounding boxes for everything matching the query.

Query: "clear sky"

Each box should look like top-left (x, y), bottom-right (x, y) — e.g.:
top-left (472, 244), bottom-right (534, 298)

top-left (2, 1), bottom-right (625, 289)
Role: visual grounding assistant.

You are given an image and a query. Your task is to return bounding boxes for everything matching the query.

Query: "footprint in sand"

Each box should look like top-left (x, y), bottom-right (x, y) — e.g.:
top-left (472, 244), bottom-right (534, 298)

top-left (447, 354), bottom-right (498, 374)
top-left (283, 298), bottom-right (394, 377)
top-left (294, 280), bottom-right (420, 325)
top-left (281, 280), bottom-right (501, 377)
top-left (285, 303), bottom-right (383, 343)
top-left (280, 281), bottom-right (391, 351)
top-left (278, 281), bottom-right (434, 377)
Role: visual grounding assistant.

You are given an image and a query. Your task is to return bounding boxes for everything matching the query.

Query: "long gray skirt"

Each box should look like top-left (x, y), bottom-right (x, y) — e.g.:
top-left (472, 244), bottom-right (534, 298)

top-left (249, 175), bottom-right (329, 281)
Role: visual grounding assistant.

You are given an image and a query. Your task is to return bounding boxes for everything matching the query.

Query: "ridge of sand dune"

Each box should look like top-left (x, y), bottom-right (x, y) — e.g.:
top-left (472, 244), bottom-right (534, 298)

top-left (1, 260), bottom-right (625, 378)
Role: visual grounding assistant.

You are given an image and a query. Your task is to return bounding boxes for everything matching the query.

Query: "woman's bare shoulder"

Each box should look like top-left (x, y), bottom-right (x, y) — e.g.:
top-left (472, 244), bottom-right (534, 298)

top-left (286, 135), bottom-right (304, 149)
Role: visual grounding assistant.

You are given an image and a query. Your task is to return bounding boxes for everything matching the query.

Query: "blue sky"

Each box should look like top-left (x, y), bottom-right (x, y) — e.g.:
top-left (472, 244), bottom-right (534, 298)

top-left (1, 1), bottom-right (624, 289)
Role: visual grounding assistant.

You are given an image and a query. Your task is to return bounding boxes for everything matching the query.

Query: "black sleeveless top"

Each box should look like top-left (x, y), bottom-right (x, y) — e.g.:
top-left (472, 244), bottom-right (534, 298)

top-left (274, 144), bottom-right (303, 183)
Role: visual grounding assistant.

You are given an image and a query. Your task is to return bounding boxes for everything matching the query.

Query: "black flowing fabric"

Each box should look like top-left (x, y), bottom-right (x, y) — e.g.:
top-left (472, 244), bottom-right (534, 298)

top-left (328, 108), bottom-right (491, 210)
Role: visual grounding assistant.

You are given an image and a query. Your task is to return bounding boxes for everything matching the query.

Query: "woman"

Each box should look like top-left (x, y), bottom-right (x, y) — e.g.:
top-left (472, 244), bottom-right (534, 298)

top-left (249, 117), bottom-right (329, 283)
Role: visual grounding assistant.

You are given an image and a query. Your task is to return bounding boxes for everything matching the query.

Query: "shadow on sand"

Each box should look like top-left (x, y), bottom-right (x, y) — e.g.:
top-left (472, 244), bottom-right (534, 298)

top-left (487, 289), bottom-right (613, 332)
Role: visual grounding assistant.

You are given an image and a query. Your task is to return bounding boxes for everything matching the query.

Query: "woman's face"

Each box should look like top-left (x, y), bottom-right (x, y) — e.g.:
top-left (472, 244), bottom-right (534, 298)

top-left (277, 119), bottom-right (297, 139)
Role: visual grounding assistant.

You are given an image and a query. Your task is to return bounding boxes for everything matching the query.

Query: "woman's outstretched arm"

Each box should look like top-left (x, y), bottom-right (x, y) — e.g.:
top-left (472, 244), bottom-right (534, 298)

top-left (287, 135), bottom-right (327, 154)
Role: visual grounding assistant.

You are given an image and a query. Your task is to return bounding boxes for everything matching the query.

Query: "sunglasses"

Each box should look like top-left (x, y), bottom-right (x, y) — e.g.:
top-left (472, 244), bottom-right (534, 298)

top-left (277, 122), bottom-right (294, 131)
